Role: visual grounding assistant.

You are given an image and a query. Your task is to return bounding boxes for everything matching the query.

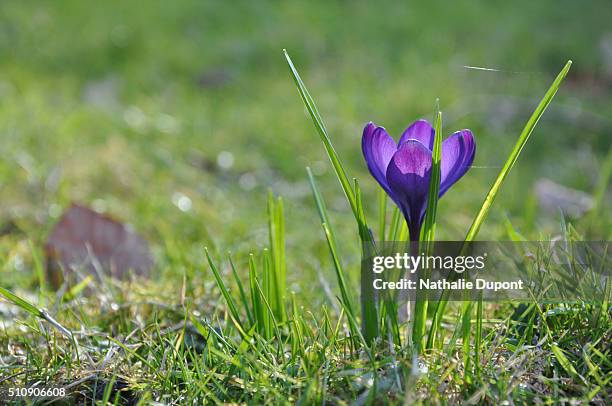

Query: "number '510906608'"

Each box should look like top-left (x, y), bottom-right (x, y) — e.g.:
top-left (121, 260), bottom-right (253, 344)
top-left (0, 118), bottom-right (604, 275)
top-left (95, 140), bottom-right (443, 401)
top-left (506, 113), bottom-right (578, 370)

top-left (8, 387), bottom-right (66, 397)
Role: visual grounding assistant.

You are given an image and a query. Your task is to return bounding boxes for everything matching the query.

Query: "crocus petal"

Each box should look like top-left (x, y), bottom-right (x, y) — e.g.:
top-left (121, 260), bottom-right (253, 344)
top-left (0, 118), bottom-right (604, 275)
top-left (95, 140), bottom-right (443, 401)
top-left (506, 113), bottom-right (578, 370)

top-left (386, 140), bottom-right (432, 240)
top-left (398, 119), bottom-right (435, 151)
top-left (361, 122), bottom-right (397, 199)
top-left (440, 130), bottom-right (476, 196)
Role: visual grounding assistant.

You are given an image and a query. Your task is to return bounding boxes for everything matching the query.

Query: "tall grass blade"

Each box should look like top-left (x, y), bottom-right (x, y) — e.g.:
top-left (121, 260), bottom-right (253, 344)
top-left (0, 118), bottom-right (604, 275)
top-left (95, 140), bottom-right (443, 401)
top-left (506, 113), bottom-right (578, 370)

top-left (355, 179), bottom-right (379, 342)
top-left (64, 275), bottom-right (93, 301)
top-left (387, 207), bottom-right (401, 241)
top-left (248, 254), bottom-right (267, 337)
top-left (461, 301), bottom-right (473, 384)
top-left (205, 247), bottom-right (245, 332)
top-left (275, 197), bottom-right (287, 318)
top-left (426, 60), bottom-right (572, 349)
top-left (0, 285), bottom-right (41, 316)
top-left (378, 189), bottom-right (387, 242)
top-left (0, 286), bottom-right (76, 346)
top-left (413, 110), bottom-right (442, 351)
top-left (284, 50), bottom-right (357, 216)
top-left (285, 51), bottom-right (382, 341)
top-left (321, 223), bottom-right (357, 323)
top-left (262, 248), bottom-right (275, 336)
top-left (307, 168), bottom-right (360, 339)
top-left (290, 294), bottom-right (305, 360)
top-left (322, 223), bottom-right (361, 344)
top-left (254, 277), bottom-right (282, 347)
top-left (551, 344), bottom-right (581, 381)
top-left (421, 111), bottom-right (443, 244)
top-left (267, 193), bottom-right (287, 321)
top-left (29, 240), bottom-right (46, 294)
top-left (474, 291), bottom-right (483, 378)
top-left (306, 167), bottom-right (336, 242)
top-left (228, 254), bottom-right (254, 325)
top-left (464, 60), bottom-right (572, 242)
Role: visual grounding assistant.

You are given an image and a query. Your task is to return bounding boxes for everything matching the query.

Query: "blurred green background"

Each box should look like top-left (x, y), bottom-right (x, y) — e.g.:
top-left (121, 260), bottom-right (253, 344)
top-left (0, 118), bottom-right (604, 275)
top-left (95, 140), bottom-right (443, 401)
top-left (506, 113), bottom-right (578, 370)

top-left (1, 0), bottom-right (610, 295)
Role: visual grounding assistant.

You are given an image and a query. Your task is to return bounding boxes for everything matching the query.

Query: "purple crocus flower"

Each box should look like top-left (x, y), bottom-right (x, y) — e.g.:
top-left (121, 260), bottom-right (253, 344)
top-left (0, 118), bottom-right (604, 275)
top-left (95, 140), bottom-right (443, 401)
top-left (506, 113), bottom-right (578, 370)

top-left (362, 119), bottom-right (475, 241)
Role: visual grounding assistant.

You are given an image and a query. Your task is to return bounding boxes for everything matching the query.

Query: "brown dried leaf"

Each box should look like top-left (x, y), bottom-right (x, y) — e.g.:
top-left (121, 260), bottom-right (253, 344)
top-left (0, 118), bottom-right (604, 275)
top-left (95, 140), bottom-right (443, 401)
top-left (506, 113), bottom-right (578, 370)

top-left (46, 203), bottom-right (153, 289)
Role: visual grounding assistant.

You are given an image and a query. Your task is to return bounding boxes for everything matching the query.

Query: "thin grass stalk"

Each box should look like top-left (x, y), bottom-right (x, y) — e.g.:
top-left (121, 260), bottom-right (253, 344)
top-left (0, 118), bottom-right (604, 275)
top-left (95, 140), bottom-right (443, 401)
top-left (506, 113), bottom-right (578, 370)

top-left (355, 179), bottom-right (379, 343)
top-left (228, 254), bottom-right (254, 325)
top-left (0, 286), bottom-right (81, 363)
top-left (306, 169), bottom-right (357, 316)
top-left (253, 277), bottom-right (282, 350)
top-left (322, 222), bottom-right (360, 341)
top-left (248, 254), bottom-right (267, 337)
top-left (205, 248), bottom-right (245, 332)
top-left (461, 301), bottom-right (473, 384)
top-left (376, 189), bottom-right (404, 344)
top-left (267, 192), bottom-right (287, 321)
top-left (464, 60), bottom-right (572, 243)
top-left (262, 249), bottom-right (274, 337)
top-left (29, 240), bottom-right (46, 295)
top-left (474, 291), bottom-right (483, 378)
top-left (267, 193), bottom-right (278, 312)
top-left (284, 50), bottom-right (357, 215)
top-left (421, 111), bottom-right (443, 244)
top-left (412, 111), bottom-right (442, 351)
top-left (378, 189), bottom-right (387, 242)
top-left (426, 60), bottom-right (572, 349)
top-left (275, 197), bottom-right (287, 320)
top-left (286, 51), bottom-right (379, 340)
top-left (307, 167), bottom-right (364, 344)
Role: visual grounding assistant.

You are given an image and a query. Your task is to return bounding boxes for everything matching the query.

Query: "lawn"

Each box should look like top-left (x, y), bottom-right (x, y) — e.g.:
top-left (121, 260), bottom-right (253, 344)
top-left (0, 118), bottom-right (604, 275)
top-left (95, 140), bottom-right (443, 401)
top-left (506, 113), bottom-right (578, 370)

top-left (0, 0), bottom-right (610, 404)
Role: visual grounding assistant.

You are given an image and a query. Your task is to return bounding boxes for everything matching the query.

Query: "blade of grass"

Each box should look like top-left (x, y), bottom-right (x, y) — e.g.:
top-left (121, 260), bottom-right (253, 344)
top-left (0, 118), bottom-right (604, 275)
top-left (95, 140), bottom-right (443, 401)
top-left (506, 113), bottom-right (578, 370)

top-left (551, 344), bottom-right (582, 382)
top-left (228, 253), bottom-right (254, 325)
top-left (322, 222), bottom-right (358, 336)
top-left (275, 197), bottom-right (287, 319)
top-left (0, 286), bottom-right (78, 354)
top-left (284, 50), bottom-right (357, 216)
top-left (283, 51), bottom-right (387, 336)
top-left (29, 240), bottom-right (46, 295)
top-left (306, 168), bottom-right (359, 333)
top-left (249, 254), bottom-right (267, 337)
top-left (101, 375), bottom-right (117, 404)
top-left (285, 50), bottom-right (376, 249)
top-left (461, 301), bottom-right (473, 385)
top-left (355, 179), bottom-right (379, 343)
top-left (378, 189), bottom-right (387, 242)
top-left (254, 277), bottom-right (282, 351)
top-left (290, 294), bottom-right (305, 361)
top-left (204, 247), bottom-right (244, 332)
top-left (63, 275), bottom-right (94, 302)
top-left (413, 110), bottom-right (442, 351)
top-left (267, 193), bottom-right (278, 315)
top-left (427, 60), bottom-right (572, 349)
top-left (306, 167), bottom-right (336, 243)
top-left (421, 111), bottom-right (443, 244)
top-left (262, 248), bottom-right (274, 337)
top-left (0, 285), bottom-right (41, 316)
top-left (387, 207), bottom-right (401, 241)
top-left (465, 59), bottom-right (572, 242)
top-left (474, 291), bottom-right (483, 378)
top-left (267, 192), bottom-right (287, 322)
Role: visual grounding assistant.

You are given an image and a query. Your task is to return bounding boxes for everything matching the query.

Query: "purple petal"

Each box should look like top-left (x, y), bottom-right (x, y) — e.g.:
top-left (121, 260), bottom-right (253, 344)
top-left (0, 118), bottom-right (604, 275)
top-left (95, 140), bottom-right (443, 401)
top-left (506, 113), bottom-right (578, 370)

top-left (398, 119), bottom-right (435, 151)
top-left (385, 140), bottom-right (432, 240)
top-left (440, 130), bottom-right (476, 196)
top-left (361, 122), bottom-right (397, 198)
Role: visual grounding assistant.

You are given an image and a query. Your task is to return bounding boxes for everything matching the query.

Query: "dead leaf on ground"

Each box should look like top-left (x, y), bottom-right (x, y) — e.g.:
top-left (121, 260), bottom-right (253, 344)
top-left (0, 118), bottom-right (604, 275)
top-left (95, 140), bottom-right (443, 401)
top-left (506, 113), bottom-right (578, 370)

top-left (45, 203), bottom-right (153, 290)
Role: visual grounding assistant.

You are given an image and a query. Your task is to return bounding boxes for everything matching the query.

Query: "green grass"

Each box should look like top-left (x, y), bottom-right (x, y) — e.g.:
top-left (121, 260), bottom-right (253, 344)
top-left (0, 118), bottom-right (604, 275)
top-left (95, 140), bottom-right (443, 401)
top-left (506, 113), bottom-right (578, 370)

top-left (1, 0), bottom-right (611, 404)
